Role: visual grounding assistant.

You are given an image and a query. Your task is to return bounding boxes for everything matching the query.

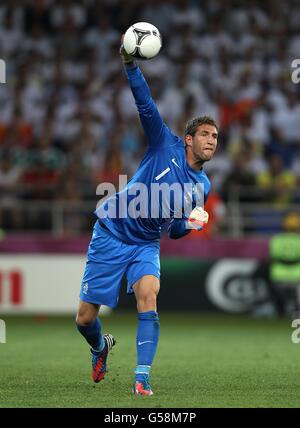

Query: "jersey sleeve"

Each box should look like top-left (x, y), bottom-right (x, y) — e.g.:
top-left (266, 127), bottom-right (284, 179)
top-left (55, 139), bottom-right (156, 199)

top-left (204, 181), bottom-right (211, 204)
top-left (125, 63), bottom-right (174, 150)
top-left (168, 218), bottom-right (192, 239)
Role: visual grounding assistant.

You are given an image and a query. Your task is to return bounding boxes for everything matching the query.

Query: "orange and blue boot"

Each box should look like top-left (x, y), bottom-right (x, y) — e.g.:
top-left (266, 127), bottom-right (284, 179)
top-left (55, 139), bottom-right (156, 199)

top-left (91, 333), bottom-right (116, 383)
top-left (133, 373), bottom-right (153, 396)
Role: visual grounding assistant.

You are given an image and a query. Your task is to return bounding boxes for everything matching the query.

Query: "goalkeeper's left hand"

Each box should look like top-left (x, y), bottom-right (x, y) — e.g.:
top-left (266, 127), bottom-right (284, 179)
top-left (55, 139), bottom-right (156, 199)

top-left (120, 35), bottom-right (135, 65)
top-left (187, 206), bottom-right (209, 230)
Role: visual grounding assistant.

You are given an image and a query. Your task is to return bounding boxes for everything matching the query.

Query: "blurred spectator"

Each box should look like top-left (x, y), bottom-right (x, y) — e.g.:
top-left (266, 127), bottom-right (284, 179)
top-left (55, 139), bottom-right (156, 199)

top-left (0, 151), bottom-right (23, 230)
top-left (256, 153), bottom-right (297, 207)
top-left (222, 153), bottom-right (257, 203)
top-left (270, 90), bottom-right (300, 146)
top-left (0, 6), bottom-right (23, 56)
top-left (95, 131), bottom-right (123, 188)
top-left (24, 0), bottom-right (51, 35)
top-left (267, 212), bottom-right (300, 317)
top-left (55, 175), bottom-right (84, 236)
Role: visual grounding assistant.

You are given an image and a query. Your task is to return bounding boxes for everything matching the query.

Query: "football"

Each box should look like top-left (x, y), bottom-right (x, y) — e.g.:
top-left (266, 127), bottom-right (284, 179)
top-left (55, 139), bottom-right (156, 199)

top-left (123, 22), bottom-right (162, 60)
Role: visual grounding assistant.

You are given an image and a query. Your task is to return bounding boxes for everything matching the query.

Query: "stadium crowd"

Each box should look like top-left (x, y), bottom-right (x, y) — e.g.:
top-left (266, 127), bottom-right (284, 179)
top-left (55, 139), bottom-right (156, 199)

top-left (0, 0), bottom-right (299, 235)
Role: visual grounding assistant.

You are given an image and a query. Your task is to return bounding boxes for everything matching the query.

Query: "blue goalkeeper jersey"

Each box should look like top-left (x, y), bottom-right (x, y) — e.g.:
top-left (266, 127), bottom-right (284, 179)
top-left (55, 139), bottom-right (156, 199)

top-left (95, 64), bottom-right (211, 244)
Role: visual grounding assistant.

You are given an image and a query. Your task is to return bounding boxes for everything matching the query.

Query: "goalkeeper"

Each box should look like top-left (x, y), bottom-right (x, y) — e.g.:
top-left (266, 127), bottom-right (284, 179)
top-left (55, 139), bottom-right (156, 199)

top-left (75, 42), bottom-right (218, 396)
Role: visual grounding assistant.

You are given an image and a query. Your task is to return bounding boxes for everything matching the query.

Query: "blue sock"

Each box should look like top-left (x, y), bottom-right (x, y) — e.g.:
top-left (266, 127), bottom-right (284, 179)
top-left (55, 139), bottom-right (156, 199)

top-left (135, 364), bottom-right (151, 382)
top-left (135, 311), bottom-right (160, 379)
top-left (76, 317), bottom-right (105, 352)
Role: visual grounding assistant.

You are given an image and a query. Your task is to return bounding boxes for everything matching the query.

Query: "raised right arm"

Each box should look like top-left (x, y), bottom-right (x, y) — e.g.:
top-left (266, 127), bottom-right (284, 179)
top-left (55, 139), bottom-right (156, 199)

top-left (124, 62), bottom-right (168, 150)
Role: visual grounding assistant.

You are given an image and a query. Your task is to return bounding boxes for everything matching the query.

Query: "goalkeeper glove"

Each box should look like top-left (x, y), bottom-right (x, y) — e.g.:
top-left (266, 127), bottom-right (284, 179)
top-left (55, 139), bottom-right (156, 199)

top-left (120, 36), bottom-right (135, 65)
top-left (187, 206), bottom-right (209, 230)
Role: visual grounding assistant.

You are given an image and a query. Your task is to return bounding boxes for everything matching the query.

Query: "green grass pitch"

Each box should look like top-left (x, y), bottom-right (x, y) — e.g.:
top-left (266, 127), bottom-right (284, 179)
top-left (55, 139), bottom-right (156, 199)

top-left (1, 312), bottom-right (300, 408)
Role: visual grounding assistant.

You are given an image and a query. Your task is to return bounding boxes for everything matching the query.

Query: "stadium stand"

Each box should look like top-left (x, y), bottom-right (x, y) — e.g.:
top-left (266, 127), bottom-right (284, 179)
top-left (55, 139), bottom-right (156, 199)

top-left (0, 0), bottom-right (299, 236)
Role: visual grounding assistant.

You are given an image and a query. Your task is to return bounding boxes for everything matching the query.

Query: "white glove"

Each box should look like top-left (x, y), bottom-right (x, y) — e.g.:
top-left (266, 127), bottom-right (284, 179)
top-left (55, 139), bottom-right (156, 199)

top-left (187, 206), bottom-right (209, 230)
top-left (120, 35), bottom-right (135, 64)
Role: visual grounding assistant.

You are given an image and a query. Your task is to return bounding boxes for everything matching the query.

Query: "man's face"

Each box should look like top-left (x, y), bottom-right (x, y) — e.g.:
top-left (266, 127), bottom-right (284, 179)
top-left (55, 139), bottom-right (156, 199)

top-left (186, 124), bottom-right (218, 162)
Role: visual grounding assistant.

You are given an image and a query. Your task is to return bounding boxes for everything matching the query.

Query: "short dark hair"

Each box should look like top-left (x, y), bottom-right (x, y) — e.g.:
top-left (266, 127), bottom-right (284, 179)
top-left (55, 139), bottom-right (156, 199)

top-left (184, 116), bottom-right (219, 137)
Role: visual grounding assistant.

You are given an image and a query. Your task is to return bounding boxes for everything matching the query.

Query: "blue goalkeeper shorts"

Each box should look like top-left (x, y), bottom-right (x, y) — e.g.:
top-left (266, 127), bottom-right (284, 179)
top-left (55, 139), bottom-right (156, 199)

top-left (79, 220), bottom-right (160, 308)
